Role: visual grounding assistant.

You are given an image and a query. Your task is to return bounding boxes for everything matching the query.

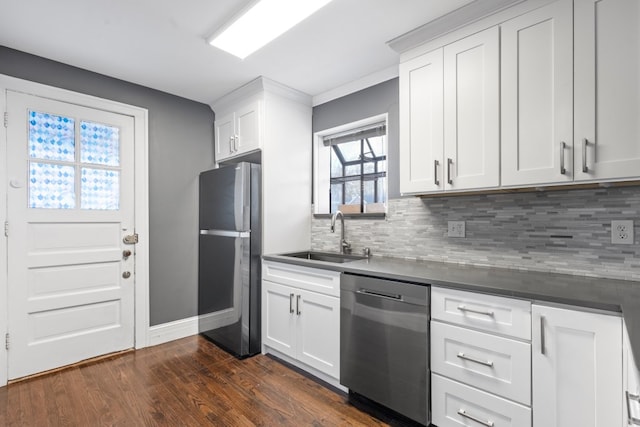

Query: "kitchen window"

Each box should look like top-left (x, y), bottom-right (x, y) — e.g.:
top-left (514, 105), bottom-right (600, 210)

top-left (314, 114), bottom-right (387, 215)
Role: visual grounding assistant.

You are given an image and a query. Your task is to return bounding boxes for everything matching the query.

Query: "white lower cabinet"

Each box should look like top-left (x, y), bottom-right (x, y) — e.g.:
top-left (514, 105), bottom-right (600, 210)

top-left (432, 374), bottom-right (531, 427)
top-left (532, 304), bottom-right (622, 427)
top-left (624, 321), bottom-right (640, 426)
top-left (261, 262), bottom-right (340, 380)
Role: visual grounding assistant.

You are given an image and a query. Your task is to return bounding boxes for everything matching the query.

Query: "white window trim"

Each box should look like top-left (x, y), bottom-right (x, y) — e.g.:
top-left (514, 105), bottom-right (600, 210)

top-left (0, 74), bottom-right (150, 387)
top-left (313, 113), bottom-right (388, 215)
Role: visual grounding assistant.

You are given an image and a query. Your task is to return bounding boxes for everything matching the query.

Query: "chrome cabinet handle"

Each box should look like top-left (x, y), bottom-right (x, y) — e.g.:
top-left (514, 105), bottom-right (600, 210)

top-left (457, 352), bottom-right (494, 367)
top-left (582, 138), bottom-right (589, 173)
top-left (289, 293), bottom-right (295, 314)
top-left (447, 158), bottom-right (453, 185)
top-left (540, 315), bottom-right (546, 355)
top-left (457, 305), bottom-right (494, 317)
top-left (560, 142), bottom-right (567, 175)
top-left (627, 391), bottom-right (640, 425)
top-left (434, 159), bottom-right (440, 185)
top-left (229, 136), bottom-right (234, 153)
top-left (296, 295), bottom-right (301, 315)
top-left (233, 135), bottom-right (239, 152)
top-left (457, 409), bottom-right (494, 427)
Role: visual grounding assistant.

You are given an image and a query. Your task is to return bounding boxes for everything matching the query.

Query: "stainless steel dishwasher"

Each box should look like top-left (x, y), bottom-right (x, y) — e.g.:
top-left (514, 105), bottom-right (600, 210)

top-left (340, 273), bottom-right (429, 425)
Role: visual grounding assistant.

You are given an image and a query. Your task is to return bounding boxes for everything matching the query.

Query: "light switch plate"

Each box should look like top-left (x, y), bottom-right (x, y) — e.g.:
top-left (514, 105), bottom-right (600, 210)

top-left (448, 221), bottom-right (465, 238)
top-left (611, 220), bottom-right (634, 245)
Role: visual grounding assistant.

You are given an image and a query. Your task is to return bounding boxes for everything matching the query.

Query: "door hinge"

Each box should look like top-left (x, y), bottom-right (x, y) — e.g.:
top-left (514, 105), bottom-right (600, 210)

top-left (3, 221), bottom-right (8, 237)
top-left (3, 112), bottom-right (7, 128)
top-left (5, 333), bottom-right (9, 350)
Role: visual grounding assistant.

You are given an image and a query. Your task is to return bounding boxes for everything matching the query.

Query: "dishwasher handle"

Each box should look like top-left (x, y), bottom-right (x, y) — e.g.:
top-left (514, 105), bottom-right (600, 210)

top-left (357, 288), bottom-right (403, 301)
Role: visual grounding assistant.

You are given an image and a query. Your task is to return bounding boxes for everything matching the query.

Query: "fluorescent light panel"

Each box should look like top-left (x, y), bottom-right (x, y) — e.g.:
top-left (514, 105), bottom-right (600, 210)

top-left (209, 0), bottom-right (333, 59)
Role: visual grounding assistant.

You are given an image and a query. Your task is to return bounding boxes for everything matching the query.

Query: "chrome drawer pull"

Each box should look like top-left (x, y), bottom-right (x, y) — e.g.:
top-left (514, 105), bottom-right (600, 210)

top-left (626, 391), bottom-right (640, 425)
top-left (457, 352), bottom-right (494, 367)
top-left (560, 141), bottom-right (567, 175)
top-left (434, 159), bottom-right (440, 186)
top-left (447, 158), bottom-right (453, 185)
top-left (458, 409), bottom-right (494, 427)
top-left (289, 293), bottom-right (295, 314)
top-left (540, 315), bottom-right (546, 355)
top-left (582, 138), bottom-right (589, 173)
top-left (457, 305), bottom-right (494, 317)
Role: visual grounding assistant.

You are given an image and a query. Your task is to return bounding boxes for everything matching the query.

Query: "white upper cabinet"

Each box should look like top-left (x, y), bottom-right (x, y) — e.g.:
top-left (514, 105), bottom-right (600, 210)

top-left (214, 98), bottom-right (262, 163)
top-left (501, 0), bottom-right (573, 187)
top-left (444, 26), bottom-right (500, 191)
top-left (399, 49), bottom-right (444, 194)
top-left (574, 0), bottom-right (640, 182)
top-left (400, 27), bottom-right (499, 194)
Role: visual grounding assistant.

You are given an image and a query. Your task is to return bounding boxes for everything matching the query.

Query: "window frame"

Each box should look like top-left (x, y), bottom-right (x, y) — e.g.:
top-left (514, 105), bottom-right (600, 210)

top-left (313, 113), bottom-right (388, 216)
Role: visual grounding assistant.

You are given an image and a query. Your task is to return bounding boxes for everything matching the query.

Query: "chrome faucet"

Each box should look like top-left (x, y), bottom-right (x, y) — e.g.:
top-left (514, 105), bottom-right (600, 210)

top-left (330, 210), bottom-right (351, 254)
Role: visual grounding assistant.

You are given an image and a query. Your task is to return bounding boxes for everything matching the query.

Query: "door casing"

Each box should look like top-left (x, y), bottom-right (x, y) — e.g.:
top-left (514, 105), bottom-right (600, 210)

top-left (0, 74), bottom-right (150, 386)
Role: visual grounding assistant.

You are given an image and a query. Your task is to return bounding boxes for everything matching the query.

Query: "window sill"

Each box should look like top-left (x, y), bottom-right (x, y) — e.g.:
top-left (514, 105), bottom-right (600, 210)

top-left (313, 212), bottom-right (386, 220)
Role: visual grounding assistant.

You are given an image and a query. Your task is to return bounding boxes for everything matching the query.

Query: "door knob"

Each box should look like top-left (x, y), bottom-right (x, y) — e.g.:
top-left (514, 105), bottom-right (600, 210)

top-left (123, 249), bottom-right (132, 260)
top-left (122, 271), bottom-right (131, 279)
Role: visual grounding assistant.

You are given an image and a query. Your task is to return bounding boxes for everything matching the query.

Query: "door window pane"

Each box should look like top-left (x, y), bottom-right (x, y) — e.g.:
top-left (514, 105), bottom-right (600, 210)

top-left (29, 162), bottom-right (75, 209)
top-left (81, 168), bottom-right (120, 210)
top-left (28, 110), bottom-right (75, 162)
top-left (81, 121), bottom-right (120, 166)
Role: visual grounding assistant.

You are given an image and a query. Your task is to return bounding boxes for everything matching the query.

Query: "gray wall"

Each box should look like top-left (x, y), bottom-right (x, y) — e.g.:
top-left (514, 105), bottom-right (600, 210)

top-left (311, 77), bottom-right (640, 281)
top-left (0, 46), bottom-right (215, 326)
top-left (313, 78), bottom-right (400, 199)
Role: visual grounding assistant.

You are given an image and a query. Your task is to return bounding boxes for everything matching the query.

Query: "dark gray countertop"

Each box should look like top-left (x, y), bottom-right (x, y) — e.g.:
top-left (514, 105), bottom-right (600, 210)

top-left (263, 253), bottom-right (640, 366)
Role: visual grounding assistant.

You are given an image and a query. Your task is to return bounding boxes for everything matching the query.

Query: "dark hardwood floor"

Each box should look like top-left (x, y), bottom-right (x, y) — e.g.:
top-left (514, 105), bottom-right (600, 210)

top-left (0, 335), bottom-right (401, 426)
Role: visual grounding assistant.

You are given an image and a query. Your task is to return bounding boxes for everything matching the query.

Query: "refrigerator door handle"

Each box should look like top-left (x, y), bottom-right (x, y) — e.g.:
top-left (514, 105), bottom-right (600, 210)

top-left (200, 230), bottom-right (250, 238)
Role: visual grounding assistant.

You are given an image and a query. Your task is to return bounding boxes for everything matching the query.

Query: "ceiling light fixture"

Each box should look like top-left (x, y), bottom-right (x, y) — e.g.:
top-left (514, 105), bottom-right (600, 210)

top-left (208, 0), bottom-right (333, 60)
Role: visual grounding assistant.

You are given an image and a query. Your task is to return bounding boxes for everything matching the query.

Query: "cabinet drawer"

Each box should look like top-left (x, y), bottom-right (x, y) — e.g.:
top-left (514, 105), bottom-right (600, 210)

top-left (431, 321), bottom-right (531, 405)
top-left (432, 374), bottom-right (531, 427)
top-left (262, 261), bottom-right (340, 297)
top-left (431, 287), bottom-right (531, 340)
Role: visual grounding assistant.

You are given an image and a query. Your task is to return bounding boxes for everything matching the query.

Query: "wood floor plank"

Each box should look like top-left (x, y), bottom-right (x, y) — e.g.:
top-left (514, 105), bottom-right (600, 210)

top-left (0, 336), bottom-right (407, 426)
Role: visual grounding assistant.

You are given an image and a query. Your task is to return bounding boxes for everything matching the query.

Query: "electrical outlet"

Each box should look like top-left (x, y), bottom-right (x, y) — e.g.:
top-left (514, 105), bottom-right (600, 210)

top-left (448, 221), bottom-right (465, 238)
top-left (611, 220), bottom-right (634, 245)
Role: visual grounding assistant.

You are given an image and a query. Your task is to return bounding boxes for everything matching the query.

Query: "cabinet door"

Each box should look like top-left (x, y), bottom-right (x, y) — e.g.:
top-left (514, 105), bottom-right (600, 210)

top-left (235, 99), bottom-right (261, 155)
top-left (215, 112), bottom-right (235, 162)
top-left (501, 1), bottom-right (573, 186)
top-left (295, 289), bottom-right (340, 378)
top-left (399, 49), bottom-right (444, 194)
top-left (532, 305), bottom-right (622, 427)
top-left (624, 321), bottom-right (640, 425)
top-left (444, 26), bottom-right (499, 191)
top-left (262, 280), bottom-right (296, 358)
top-left (574, 0), bottom-right (640, 181)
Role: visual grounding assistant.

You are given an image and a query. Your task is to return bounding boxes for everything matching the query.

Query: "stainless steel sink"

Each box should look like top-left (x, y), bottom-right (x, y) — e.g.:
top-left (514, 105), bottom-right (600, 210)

top-left (280, 251), bottom-right (367, 263)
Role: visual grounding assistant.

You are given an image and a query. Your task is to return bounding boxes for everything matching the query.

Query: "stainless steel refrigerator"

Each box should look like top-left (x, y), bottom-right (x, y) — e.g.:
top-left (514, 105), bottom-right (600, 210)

top-left (198, 162), bottom-right (261, 358)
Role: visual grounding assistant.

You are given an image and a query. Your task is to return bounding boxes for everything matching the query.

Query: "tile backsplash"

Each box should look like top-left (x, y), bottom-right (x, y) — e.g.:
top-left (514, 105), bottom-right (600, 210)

top-left (311, 186), bottom-right (640, 280)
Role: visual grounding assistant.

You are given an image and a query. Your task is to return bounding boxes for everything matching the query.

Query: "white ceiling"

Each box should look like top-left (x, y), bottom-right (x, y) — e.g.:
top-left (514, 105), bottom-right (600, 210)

top-left (0, 0), bottom-right (475, 106)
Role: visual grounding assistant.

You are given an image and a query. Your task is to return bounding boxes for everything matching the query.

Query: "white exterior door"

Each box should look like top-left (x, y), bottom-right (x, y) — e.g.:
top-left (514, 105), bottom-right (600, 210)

top-left (6, 90), bottom-right (135, 379)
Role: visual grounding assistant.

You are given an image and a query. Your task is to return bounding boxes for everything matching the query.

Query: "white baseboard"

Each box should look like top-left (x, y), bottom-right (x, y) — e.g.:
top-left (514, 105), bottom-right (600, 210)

top-left (148, 309), bottom-right (239, 347)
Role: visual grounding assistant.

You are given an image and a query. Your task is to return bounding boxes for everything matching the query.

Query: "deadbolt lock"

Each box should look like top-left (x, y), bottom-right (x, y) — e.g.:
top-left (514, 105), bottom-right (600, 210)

top-left (122, 271), bottom-right (131, 279)
top-left (123, 233), bottom-right (139, 244)
top-left (123, 249), bottom-right (132, 260)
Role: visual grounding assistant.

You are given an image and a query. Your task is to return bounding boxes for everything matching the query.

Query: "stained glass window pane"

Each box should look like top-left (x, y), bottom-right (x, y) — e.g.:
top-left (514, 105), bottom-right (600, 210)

top-left (29, 162), bottom-right (75, 209)
top-left (81, 168), bottom-right (120, 210)
top-left (80, 121), bottom-right (120, 166)
top-left (28, 110), bottom-right (75, 162)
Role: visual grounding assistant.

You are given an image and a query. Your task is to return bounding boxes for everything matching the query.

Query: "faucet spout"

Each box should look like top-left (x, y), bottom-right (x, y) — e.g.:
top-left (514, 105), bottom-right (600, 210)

top-left (330, 210), bottom-right (350, 254)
